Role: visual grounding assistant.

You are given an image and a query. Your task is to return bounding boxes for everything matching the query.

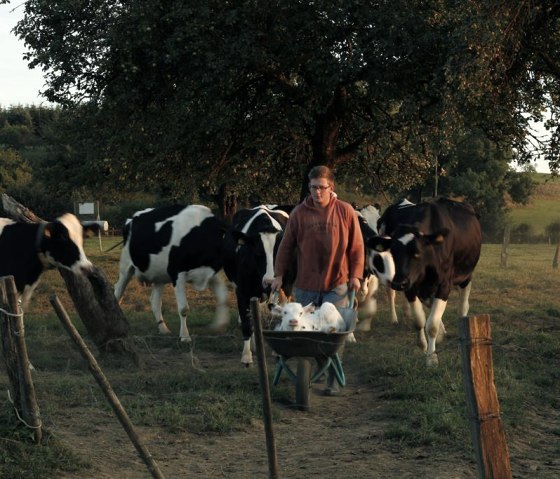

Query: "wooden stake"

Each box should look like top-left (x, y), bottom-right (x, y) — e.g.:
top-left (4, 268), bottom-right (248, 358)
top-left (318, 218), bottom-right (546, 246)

top-left (49, 294), bottom-right (165, 479)
top-left (459, 314), bottom-right (512, 479)
top-left (0, 276), bottom-right (42, 443)
top-left (500, 225), bottom-right (510, 268)
top-left (552, 240), bottom-right (560, 269)
top-left (251, 297), bottom-right (280, 479)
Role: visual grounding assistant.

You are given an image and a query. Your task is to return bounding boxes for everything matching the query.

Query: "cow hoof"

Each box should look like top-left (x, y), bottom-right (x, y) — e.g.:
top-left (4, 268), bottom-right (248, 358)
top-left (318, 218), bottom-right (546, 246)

top-left (158, 323), bottom-right (172, 335)
top-left (241, 361), bottom-right (253, 368)
top-left (426, 352), bottom-right (439, 367)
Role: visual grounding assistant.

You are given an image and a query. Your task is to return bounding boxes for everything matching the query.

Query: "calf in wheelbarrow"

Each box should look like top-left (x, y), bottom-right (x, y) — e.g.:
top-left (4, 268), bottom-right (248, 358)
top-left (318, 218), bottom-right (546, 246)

top-left (263, 301), bottom-right (357, 410)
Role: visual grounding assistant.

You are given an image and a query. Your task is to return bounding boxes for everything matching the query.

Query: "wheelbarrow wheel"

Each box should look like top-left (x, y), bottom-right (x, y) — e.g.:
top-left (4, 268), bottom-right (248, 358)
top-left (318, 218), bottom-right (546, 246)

top-left (295, 358), bottom-right (312, 411)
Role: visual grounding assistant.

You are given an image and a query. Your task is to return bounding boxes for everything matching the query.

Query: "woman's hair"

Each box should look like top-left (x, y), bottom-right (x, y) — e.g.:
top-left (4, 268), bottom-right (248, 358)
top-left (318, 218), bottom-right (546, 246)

top-left (308, 165), bottom-right (335, 185)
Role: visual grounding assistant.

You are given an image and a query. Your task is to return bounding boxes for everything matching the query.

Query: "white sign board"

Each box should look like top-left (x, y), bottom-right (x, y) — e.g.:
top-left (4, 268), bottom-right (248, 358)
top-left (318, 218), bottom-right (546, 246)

top-left (78, 202), bottom-right (95, 215)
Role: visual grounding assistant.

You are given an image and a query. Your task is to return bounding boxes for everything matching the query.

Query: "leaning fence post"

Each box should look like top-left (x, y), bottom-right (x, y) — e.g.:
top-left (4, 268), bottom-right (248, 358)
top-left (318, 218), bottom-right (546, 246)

top-left (459, 314), bottom-right (512, 479)
top-left (0, 276), bottom-right (42, 444)
top-left (251, 297), bottom-right (280, 479)
top-left (49, 294), bottom-right (165, 479)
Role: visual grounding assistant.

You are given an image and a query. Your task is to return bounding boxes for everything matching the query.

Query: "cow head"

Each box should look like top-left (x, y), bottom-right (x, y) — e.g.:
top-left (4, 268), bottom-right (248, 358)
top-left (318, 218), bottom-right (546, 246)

top-left (231, 227), bottom-right (282, 293)
top-left (39, 213), bottom-right (94, 275)
top-left (366, 225), bottom-right (449, 291)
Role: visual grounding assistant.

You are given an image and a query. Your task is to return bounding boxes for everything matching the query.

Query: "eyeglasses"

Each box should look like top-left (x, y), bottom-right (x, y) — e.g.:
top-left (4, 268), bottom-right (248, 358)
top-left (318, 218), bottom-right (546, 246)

top-left (309, 184), bottom-right (331, 191)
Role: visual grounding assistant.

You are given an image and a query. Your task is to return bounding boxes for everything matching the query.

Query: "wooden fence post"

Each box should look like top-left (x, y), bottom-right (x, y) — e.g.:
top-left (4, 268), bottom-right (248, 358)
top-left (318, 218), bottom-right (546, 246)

top-left (251, 297), bottom-right (280, 479)
top-left (552, 240), bottom-right (560, 269)
top-left (500, 225), bottom-right (510, 268)
top-left (0, 276), bottom-right (42, 443)
top-left (49, 294), bottom-right (165, 479)
top-left (459, 314), bottom-right (512, 479)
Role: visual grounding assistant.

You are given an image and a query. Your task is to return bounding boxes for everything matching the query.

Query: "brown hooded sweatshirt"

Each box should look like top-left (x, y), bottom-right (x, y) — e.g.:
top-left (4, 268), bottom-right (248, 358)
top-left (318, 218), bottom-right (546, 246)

top-left (274, 194), bottom-right (364, 292)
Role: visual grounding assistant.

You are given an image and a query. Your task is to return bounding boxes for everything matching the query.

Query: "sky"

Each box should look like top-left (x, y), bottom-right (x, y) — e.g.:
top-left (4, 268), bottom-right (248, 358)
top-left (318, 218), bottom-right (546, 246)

top-left (0, 3), bottom-right (552, 173)
top-left (0, 2), bottom-right (50, 107)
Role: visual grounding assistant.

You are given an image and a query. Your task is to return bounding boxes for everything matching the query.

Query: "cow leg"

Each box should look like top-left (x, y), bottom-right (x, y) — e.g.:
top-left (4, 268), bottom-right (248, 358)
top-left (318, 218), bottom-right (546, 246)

top-left (410, 298), bottom-right (428, 352)
top-left (174, 273), bottom-right (191, 342)
top-left (356, 275), bottom-right (378, 332)
top-left (241, 338), bottom-right (253, 366)
top-left (425, 299), bottom-right (447, 367)
top-left (458, 281), bottom-right (472, 317)
top-left (387, 286), bottom-right (398, 324)
top-left (209, 273), bottom-right (230, 331)
top-left (236, 293), bottom-right (253, 366)
top-left (402, 295), bottom-right (413, 321)
top-left (150, 283), bottom-right (172, 335)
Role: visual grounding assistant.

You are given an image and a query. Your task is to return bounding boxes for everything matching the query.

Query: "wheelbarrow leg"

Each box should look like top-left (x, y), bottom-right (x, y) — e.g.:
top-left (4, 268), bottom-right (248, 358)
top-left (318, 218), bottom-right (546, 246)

top-left (325, 353), bottom-right (345, 395)
top-left (295, 359), bottom-right (312, 411)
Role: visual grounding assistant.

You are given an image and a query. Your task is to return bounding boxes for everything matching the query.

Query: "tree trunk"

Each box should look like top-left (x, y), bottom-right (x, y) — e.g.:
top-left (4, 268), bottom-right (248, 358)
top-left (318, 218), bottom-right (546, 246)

top-left (214, 183), bottom-right (238, 223)
top-left (1, 193), bottom-right (134, 357)
top-left (302, 84), bottom-right (364, 201)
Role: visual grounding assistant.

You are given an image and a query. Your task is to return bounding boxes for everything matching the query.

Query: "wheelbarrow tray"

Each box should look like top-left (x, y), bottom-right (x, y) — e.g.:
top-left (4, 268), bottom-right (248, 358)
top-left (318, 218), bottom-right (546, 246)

top-left (262, 307), bottom-right (357, 359)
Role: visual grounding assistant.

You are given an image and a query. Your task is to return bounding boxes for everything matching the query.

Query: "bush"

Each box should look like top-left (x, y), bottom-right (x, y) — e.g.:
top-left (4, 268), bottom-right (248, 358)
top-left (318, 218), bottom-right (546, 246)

top-left (545, 220), bottom-right (560, 243)
top-left (511, 223), bottom-right (536, 243)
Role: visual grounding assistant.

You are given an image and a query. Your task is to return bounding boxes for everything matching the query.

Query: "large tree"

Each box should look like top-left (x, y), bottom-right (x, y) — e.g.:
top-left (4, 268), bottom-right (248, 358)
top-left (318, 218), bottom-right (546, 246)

top-left (5, 0), bottom-right (559, 203)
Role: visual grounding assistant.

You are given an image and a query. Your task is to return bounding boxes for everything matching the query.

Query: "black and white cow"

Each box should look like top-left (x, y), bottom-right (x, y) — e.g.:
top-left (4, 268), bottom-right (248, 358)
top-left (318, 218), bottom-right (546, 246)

top-left (354, 203), bottom-right (410, 330)
top-left (353, 207), bottom-right (380, 332)
top-left (367, 198), bottom-right (481, 366)
top-left (0, 213), bottom-right (94, 309)
top-left (114, 205), bottom-right (229, 341)
top-left (223, 205), bottom-right (296, 366)
top-left (374, 199), bottom-right (416, 324)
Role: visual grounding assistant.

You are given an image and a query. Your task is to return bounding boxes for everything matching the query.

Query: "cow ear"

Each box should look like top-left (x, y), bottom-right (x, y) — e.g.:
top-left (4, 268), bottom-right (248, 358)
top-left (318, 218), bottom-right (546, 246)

top-left (366, 236), bottom-right (391, 252)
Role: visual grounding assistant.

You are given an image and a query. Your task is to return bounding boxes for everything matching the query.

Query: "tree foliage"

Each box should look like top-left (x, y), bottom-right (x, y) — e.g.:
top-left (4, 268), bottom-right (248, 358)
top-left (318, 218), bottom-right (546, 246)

top-left (4, 1), bottom-right (558, 213)
top-left (0, 3), bottom-right (498, 196)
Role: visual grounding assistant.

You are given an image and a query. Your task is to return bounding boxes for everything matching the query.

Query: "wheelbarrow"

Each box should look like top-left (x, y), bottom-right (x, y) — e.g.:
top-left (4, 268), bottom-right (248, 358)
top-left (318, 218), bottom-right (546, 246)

top-left (262, 299), bottom-right (357, 411)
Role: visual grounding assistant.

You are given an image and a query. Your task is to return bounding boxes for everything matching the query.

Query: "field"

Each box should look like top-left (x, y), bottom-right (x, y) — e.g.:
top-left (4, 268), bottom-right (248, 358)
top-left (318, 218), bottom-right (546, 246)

top-left (508, 174), bottom-right (560, 234)
top-left (1, 236), bottom-right (560, 478)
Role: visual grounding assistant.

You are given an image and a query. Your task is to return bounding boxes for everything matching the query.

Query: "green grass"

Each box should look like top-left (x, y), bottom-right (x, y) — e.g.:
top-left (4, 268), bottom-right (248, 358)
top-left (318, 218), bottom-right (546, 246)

top-left (1, 240), bottom-right (559, 477)
top-left (508, 174), bottom-right (560, 234)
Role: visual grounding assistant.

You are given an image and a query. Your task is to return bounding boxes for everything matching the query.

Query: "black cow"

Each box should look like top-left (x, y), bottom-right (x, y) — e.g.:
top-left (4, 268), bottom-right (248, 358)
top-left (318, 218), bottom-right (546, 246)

top-left (114, 205), bottom-right (229, 341)
top-left (0, 213), bottom-right (94, 310)
top-left (223, 205), bottom-right (296, 366)
top-left (367, 198), bottom-right (482, 366)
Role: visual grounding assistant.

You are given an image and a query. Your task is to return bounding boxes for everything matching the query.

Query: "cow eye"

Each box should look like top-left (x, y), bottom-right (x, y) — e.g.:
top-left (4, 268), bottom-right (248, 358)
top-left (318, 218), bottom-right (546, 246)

top-left (413, 252), bottom-right (420, 259)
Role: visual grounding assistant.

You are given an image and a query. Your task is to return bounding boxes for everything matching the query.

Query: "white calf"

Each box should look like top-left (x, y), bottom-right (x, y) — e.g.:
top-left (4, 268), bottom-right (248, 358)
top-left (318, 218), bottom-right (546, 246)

top-left (272, 302), bottom-right (347, 333)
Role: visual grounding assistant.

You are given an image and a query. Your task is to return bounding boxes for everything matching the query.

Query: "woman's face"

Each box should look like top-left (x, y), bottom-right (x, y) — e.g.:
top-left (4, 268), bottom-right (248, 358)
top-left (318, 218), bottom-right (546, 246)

top-left (309, 179), bottom-right (332, 207)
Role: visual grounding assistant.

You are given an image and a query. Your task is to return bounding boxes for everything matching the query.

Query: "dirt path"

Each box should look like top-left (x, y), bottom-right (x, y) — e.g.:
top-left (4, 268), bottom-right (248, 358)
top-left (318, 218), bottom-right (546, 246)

top-left (55, 360), bottom-right (478, 479)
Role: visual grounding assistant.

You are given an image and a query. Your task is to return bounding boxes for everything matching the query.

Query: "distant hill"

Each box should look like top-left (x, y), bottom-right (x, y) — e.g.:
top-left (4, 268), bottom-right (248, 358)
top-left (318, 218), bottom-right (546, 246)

top-left (509, 173), bottom-right (560, 236)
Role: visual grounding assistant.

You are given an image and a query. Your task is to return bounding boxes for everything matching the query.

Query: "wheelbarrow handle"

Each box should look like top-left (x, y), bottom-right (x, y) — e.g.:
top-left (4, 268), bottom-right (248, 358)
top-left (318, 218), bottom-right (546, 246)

top-left (348, 289), bottom-right (355, 308)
